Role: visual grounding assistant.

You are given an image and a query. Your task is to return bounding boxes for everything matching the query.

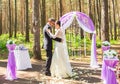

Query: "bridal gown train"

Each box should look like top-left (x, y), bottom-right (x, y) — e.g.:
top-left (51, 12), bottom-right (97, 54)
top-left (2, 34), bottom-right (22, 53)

top-left (50, 29), bottom-right (72, 78)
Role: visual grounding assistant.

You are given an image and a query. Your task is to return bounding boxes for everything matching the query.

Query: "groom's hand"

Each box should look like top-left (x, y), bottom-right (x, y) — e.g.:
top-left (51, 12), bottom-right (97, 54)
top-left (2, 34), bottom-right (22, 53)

top-left (53, 37), bottom-right (62, 42)
top-left (46, 29), bottom-right (51, 33)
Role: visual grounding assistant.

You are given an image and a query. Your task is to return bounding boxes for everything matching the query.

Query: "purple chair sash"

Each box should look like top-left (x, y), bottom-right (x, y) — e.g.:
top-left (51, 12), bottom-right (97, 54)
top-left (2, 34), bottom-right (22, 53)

top-left (6, 44), bottom-right (17, 80)
top-left (101, 58), bottom-right (119, 84)
top-left (102, 46), bottom-right (110, 52)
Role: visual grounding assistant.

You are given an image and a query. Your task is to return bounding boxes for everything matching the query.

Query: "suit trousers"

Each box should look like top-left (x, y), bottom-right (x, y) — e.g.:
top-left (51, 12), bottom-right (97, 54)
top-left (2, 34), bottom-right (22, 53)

top-left (45, 50), bottom-right (52, 74)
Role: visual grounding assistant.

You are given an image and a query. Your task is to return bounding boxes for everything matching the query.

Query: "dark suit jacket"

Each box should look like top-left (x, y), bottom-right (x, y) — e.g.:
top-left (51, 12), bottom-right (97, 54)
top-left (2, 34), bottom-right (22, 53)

top-left (43, 24), bottom-right (62, 50)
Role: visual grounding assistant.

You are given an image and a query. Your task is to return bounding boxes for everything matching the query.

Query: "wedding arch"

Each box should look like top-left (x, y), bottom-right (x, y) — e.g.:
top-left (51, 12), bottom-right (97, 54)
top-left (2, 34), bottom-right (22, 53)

top-left (60, 11), bottom-right (99, 68)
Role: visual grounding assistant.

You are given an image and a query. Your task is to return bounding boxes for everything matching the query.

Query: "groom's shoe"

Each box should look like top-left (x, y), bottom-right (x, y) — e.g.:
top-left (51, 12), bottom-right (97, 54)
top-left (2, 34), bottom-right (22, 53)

top-left (45, 72), bottom-right (51, 76)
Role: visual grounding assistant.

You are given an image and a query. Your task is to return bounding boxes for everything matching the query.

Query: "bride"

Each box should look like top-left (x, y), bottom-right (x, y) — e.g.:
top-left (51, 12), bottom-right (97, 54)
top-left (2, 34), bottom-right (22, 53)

top-left (47, 20), bottom-right (72, 78)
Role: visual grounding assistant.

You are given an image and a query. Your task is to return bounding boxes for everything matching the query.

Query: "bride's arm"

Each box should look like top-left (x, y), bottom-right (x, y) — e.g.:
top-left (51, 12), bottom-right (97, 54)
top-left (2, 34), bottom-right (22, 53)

top-left (46, 29), bottom-right (59, 38)
top-left (46, 29), bottom-right (62, 42)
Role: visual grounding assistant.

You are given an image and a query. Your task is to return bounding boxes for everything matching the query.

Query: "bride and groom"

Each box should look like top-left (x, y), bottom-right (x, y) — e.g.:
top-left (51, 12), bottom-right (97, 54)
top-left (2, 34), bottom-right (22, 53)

top-left (43, 18), bottom-right (72, 78)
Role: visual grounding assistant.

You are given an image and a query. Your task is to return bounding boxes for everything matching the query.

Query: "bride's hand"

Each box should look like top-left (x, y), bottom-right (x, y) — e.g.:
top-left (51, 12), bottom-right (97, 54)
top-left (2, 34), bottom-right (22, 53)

top-left (46, 29), bottom-right (50, 33)
top-left (61, 39), bottom-right (64, 42)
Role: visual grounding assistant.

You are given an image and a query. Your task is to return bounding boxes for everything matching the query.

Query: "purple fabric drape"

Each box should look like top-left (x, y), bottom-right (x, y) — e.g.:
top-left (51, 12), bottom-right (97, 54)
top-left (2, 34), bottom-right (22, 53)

top-left (76, 11), bottom-right (94, 31)
top-left (60, 13), bottom-right (73, 27)
top-left (90, 34), bottom-right (98, 67)
top-left (60, 11), bottom-right (98, 68)
top-left (6, 44), bottom-right (17, 80)
top-left (76, 12), bottom-right (98, 67)
top-left (101, 57), bottom-right (119, 84)
top-left (102, 46), bottom-right (110, 52)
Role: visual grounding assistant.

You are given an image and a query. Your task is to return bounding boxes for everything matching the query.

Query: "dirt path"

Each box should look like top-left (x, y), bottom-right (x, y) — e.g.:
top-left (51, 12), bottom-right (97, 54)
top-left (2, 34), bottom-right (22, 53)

top-left (0, 59), bottom-right (103, 84)
top-left (0, 44), bottom-right (120, 84)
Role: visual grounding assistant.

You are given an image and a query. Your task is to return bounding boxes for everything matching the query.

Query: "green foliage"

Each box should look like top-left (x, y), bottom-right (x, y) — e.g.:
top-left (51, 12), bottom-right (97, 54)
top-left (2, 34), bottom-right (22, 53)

top-left (65, 32), bottom-right (92, 56)
top-left (110, 40), bottom-right (120, 44)
top-left (0, 34), bottom-right (9, 49)
top-left (0, 34), bottom-right (34, 59)
top-left (66, 33), bottom-right (91, 48)
top-left (0, 33), bottom-right (120, 60)
top-left (96, 40), bottom-right (101, 48)
top-left (0, 34), bottom-right (9, 59)
top-left (0, 33), bottom-right (45, 59)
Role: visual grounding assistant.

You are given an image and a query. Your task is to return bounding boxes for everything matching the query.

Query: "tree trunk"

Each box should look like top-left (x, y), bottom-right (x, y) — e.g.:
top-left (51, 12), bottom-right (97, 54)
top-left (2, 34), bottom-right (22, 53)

top-left (101, 0), bottom-right (109, 41)
top-left (88, 0), bottom-right (93, 39)
top-left (25, 0), bottom-right (29, 42)
top-left (33, 0), bottom-right (41, 60)
top-left (11, 1), bottom-right (14, 36)
top-left (112, 0), bottom-right (117, 40)
top-left (96, 0), bottom-right (101, 39)
top-left (59, 0), bottom-right (63, 17)
top-left (8, 0), bottom-right (12, 38)
top-left (78, 0), bottom-right (81, 12)
top-left (20, 0), bottom-right (24, 35)
top-left (14, 0), bottom-right (17, 38)
top-left (69, 0), bottom-right (72, 11)
top-left (116, 0), bottom-right (120, 38)
top-left (81, 0), bottom-right (84, 12)
top-left (108, 1), bottom-right (113, 40)
top-left (78, 0), bottom-right (84, 39)
top-left (41, 0), bottom-right (46, 29)
top-left (0, 0), bottom-right (2, 35)
top-left (54, 0), bottom-right (57, 19)
top-left (4, 1), bottom-right (8, 33)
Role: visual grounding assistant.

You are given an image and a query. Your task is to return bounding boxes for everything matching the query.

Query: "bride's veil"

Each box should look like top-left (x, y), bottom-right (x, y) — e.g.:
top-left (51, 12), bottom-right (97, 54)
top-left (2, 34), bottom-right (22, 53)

top-left (60, 28), bottom-right (69, 61)
top-left (60, 27), bottom-right (73, 74)
top-left (60, 15), bottom-right (74, 61)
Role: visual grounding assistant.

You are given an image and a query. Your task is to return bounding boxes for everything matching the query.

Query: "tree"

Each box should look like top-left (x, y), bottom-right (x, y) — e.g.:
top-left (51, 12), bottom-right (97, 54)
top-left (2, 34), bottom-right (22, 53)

top-left (54, 0), bottom-right (57, 19)
top-left (69, 0), bottom-right (72, 11)
top-left (8, 0), bottom-right (12, 38)
top-left (33, 0), bottom-right (41, 60)
top-left (112, 0), bottom-right (117, 40)
top-left (41, 0), bottom-right (46, 29)
top-left (101, 0), bottom-right (109, 41)
top-left (20, 0), bottom-right (25, 35)
top-left (96, 0), bottom-right (101, 39)
top-left (14, 0), bottom-right (17, 38)
top-left (78, 0), bottom-right (81, 12)
top-left (25, 0), bottom-right (29, 42)
top-left (0, 0), bottom-right (2, 35)
top-left (59, 0), bottom-right (63, 17)
top-left (116, 0), bottom-right (120, 37)
top-left (88, 0), bottom-right (93, 39)
top-left (108, 1), bottom-right (113, 40)
top-left (78, 0), bottom-right (84, 39)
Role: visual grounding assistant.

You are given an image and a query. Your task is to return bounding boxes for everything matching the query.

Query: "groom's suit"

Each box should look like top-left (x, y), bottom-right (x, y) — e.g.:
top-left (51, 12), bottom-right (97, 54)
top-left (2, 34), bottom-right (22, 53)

top-left (43, 23), bottom-right (62, 75)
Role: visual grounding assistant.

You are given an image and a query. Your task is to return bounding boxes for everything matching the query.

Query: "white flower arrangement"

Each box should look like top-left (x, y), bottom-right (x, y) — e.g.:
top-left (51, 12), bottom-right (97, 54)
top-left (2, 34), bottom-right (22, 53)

top-left (103, 50), bottom-right (117, 59)
top-left (7, 40), bottom-right (15, 44)
top-left (102, 41), bottom-right (110, 46)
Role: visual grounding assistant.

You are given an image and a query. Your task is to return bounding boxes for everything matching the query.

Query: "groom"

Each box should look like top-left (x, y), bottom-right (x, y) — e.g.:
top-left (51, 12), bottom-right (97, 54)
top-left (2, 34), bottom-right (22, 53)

top-left (43, 18), bottom-right (62, 76)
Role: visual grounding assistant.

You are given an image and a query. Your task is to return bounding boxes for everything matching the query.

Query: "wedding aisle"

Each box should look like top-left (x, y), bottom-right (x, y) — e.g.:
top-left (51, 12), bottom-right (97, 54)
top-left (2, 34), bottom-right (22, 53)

top-left (0, 44), bottom-right (119, 84)
top-left (0, 59), bottom-right (104, 84)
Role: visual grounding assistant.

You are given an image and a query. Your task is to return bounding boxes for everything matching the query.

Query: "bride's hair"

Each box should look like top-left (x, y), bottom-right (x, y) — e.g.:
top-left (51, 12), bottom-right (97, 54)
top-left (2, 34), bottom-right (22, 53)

top-left (56, 21), bottom-right (61, 27)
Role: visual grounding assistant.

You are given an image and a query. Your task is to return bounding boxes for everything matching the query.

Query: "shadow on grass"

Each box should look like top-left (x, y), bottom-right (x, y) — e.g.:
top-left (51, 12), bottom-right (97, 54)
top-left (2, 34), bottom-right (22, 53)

top-left (79, 76), bottom-right (102, 83)
top-left (71, 62), bottom-right (102, 83)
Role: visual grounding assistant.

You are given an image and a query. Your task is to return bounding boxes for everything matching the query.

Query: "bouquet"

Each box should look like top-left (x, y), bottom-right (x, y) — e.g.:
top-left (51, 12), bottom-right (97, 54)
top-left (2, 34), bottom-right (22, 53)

top-left (102, 41), bottom-right (110, 46)
top-left (7, 40), bottom-right (15, 44)
top-left (103, 50), bottom-right (117, 59)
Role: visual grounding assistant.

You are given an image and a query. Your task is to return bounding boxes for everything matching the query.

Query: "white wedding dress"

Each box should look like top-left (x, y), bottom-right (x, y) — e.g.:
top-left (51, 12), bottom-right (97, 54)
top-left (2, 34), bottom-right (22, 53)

top-left (49, 28), bottom-right (72, 78)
